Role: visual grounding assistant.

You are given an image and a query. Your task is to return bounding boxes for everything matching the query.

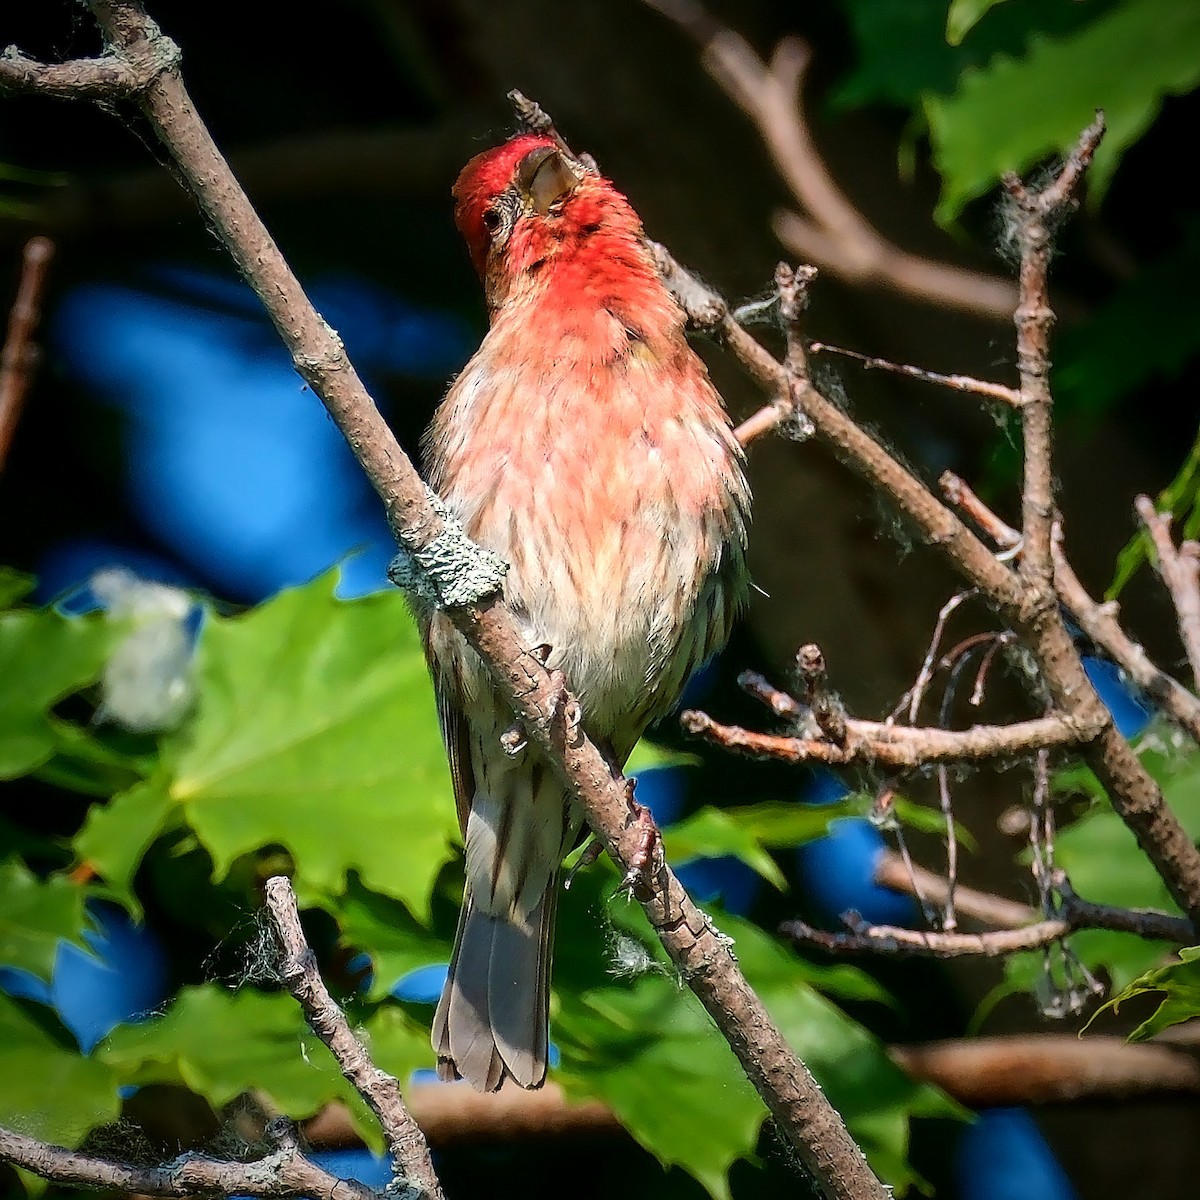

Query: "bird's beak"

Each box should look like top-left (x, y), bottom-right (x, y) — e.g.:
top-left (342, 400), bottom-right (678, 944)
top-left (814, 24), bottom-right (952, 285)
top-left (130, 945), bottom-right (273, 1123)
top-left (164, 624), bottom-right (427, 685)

top-left (516, 147), bottom-right (584, 215)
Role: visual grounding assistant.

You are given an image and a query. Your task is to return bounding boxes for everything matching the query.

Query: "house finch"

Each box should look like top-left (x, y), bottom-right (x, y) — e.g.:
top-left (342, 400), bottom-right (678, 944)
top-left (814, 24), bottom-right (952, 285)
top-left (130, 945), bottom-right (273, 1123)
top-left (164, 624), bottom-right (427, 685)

top-left (421, 132), bottom-right (750, 1090)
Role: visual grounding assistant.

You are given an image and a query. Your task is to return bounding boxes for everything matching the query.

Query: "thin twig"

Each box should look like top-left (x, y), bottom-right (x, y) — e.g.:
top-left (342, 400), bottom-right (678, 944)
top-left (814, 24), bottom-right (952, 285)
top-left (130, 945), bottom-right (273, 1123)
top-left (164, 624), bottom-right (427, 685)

top-left (796, 643), bottom-right (847, 744)
top-left (0, 236), bottom-right (54, 471)
top-left (808, 342), bottom-right (1022, 407)
top-left (1006, 111), bottom-right (1105, 594)
top-left (262, 877), bottom-right (442, 1200)
top-left (1136, 495), bottom-right (1200, 688)
top-left (1053, 524), bottom-right (1200, 743)
top-left (940, 471), bottom-right (1022, 553)
top-left (782, 888), bottom-right (1195, 958)
top-left (680, 708), bottom-right (1097, 769)
top-left (899, 589), bottom-right (979, 725)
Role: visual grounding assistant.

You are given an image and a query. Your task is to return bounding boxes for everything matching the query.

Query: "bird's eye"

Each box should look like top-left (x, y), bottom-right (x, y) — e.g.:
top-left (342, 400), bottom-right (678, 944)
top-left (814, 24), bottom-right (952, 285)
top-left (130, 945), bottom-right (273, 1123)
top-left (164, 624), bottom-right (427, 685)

top-left (482, 208), bottom-right (502, 234)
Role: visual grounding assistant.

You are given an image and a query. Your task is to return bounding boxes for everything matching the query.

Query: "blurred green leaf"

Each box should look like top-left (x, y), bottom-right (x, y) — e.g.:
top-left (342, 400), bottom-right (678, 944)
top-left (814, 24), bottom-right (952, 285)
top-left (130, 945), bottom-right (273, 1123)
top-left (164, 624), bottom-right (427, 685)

top-left (947, 0), bottom-right (1011, 45)
top-left (926, 0), bottom-right (1200, 222)
top-left (662, 801), bottom-right (848, 891)
top-left (0, 860), bottom-right (89, 981)
top-left (0, 567), bottom-right (35, 609)
top-left (1107, 414), bottom-right (1200, 598)
top-left (100, 984), bottom-right (376, 1136)
top-left (625, 739), bottom-right (700, 773)
top-left (0, 607), bottom-right (115, 779)
top-left (334, 876), bottom-right (452, 1001)
top-left (133, 572), bottom-right (457, 916)
top-left (0, 994), bottom-right (120, 1146)
top-left (73, 780), bottom-right (179, 908)
top-left (34, 718), bottom-right (155, 798)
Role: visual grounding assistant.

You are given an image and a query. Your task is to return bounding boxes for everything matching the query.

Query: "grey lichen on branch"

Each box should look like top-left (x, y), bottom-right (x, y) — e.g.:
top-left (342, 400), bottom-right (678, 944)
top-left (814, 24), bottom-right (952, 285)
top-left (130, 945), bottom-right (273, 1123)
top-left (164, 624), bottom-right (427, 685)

top-left (387, 487), bottom-right (509, 609)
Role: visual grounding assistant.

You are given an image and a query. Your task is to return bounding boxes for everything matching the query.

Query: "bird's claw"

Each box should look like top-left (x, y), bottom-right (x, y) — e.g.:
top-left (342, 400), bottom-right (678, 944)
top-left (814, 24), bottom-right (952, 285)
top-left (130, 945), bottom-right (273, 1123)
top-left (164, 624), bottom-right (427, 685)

top-left (620, 779), bottom-right (660, 898)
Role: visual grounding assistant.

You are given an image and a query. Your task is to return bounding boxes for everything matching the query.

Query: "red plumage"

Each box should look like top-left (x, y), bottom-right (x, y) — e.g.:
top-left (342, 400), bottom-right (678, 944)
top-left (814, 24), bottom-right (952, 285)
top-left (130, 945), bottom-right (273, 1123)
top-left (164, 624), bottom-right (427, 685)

top-left (420, 134), bottom-right (750, 1090)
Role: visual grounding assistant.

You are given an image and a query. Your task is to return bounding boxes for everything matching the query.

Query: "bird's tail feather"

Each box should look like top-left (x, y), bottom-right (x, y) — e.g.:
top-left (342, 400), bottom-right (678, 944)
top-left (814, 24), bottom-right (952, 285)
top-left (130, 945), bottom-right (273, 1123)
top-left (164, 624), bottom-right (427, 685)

top-left (432, 878), bottom-right (557, 1090)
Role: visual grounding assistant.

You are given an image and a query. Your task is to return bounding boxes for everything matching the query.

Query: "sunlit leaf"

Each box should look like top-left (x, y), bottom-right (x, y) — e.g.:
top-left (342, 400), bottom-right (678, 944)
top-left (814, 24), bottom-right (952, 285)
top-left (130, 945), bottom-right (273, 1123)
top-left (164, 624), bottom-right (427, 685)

top-left (100, 984), bottom-right (373, 1133)
top-left (139, 572), bottom-right (457, 916)
top-left (946, 0), bottom-right (1012, 45)
top-left (1089, 945), bottom-right (1200, 1040)
top-left (926, 0), bottom-right (1200, 221)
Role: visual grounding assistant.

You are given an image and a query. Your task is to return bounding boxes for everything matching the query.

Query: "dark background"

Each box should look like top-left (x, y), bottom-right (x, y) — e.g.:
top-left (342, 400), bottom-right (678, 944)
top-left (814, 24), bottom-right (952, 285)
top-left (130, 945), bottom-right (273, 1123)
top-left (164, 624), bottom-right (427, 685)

top-left (3, 2), bottom-right (1199, 1197)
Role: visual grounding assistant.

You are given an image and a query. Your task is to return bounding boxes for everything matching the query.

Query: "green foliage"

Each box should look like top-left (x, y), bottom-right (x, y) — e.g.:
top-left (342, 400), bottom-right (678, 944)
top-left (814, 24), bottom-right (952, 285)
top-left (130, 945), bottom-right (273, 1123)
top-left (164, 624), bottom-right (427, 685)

top-left (661, 799), bottom-right (853, 891)
top-left (0, 568), bottom-right (956, 1197)
top-left (0, 603), bottom-right (117, 779)
top-left (835, 0), bottom-right (1111, 109)
top-left (925, 0), bottom-right (1200, 222)
top-left (0, 861), bottom-right (89, 982)
top-left (945, 0), bottom-right (1011, 46)
top-left (551, 868), bottom-right (955, 1199)
top-left (1091, 945), bottom-right (1200, 1040)
top-left (1108, 420), bottom-right (1200, 599)
top-left (0, 996), bottom-right (120, 1147)
top-left (93, 571), bottom-right (459, 916)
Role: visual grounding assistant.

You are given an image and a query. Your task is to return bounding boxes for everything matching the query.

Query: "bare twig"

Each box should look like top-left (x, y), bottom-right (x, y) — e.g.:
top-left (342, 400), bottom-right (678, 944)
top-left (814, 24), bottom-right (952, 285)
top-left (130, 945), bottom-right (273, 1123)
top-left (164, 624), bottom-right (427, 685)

top-left (940, 472), bottom-right (1022, 553)
top-left (783, 867), bottom-right (1195, 960)
top-left (1005, 112), bottom-right (1105, 594)
top-left (796, 643), bottom-right (847, 744)
top-left (809, 342), bottom-right (1023, 408)
top-left (0, 236), bottom-right (54, 470)
top-left (640, 0), bottom-right (1020, 320)
top-left (262, 877), bottom-right (442, 1199)
top-left (654, 138), bottom-right (1200, 925)
top-left (1, 17), bottom-right (888, 1200)
top-left (899, 589), bottom-right (979, 724)
top-left (1136, 495), bottom-right (1200, 688)
top-left (680, 708), bottom-right (1097, 769)
top-left (0, 1120), bottom-right (379, 1200)
top-left (782, 901), bottom-right (1194, 959)
top-left (1053, 526), bottom-right (1200, 743)
top-left (733, 261), bottom-right (816, 447)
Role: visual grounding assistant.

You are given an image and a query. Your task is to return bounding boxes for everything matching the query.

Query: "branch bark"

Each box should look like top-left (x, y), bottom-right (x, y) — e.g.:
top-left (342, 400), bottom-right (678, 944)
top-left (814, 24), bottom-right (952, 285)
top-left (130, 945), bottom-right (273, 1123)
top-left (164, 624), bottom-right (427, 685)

top-left (681, 707), bottom-right (1096, 769)
top-left (1137, 495), bottom-right (1200, 689)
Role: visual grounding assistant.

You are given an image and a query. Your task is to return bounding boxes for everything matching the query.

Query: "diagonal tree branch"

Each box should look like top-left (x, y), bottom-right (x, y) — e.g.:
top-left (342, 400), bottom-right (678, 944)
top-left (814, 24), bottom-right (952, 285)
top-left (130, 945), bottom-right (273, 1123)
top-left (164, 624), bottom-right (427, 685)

top-left (263, 877), bottom-right (442, 1199)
